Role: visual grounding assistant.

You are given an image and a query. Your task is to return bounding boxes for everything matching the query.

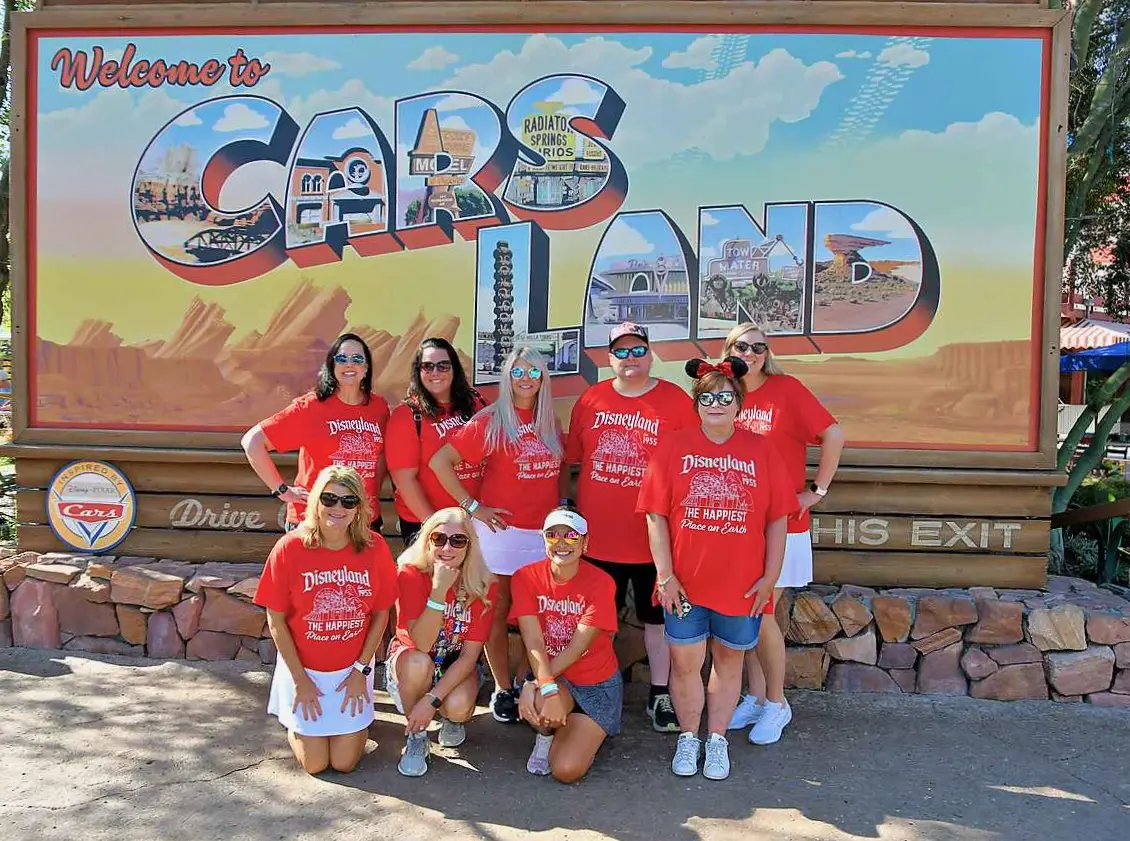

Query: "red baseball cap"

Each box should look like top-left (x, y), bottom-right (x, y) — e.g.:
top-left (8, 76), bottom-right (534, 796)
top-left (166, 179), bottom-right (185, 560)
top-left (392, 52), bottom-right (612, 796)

top-left (608, 322), bottom-right (649, 348)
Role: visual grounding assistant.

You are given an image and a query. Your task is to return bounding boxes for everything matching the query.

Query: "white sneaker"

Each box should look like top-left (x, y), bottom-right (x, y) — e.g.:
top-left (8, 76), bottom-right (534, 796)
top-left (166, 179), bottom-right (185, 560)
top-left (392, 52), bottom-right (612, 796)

top-left (703, 733), bottom-right (731, 781)
top-left (438, 717), bottom-right (466, 748)
top-left (397, 732), bottom-right (430, 777)
top-left (749, 700), bottom-right (792, 745)
top-left (526, 733), bottom-right (553, 776)
top-left (671, 732), bottom-right (701, 777)
top-left (727, 694), bottom-right (765, 730)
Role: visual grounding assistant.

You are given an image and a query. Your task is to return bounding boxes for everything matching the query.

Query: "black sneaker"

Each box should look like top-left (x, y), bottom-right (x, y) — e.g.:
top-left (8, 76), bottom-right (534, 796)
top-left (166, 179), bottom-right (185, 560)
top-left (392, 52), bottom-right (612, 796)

top-left (647, 692), bottom-right (679, 733)
top-left (490, 687), bottom-right (519, 723)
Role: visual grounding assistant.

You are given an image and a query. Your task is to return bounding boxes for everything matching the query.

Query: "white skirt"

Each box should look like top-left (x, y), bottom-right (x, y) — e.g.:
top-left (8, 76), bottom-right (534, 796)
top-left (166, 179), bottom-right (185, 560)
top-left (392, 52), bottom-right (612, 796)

top-left (777, 530), bottom-right (814, 589)
top-left (267, 655), bottom-right (376, 737)
top-left (472, 518), bottom-right (546, 576)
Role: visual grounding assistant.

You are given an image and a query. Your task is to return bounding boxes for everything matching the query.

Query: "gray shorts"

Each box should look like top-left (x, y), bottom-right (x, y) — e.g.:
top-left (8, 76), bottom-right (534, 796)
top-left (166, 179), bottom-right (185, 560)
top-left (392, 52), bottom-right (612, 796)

top-left (561, 672), bottom-right (623, 737)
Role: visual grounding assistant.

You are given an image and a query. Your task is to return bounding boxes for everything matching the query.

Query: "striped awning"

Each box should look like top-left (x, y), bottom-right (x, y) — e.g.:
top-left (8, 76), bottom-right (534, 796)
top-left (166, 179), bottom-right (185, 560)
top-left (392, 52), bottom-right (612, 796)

top-left (1061, 319), bottom-right (1130, 352)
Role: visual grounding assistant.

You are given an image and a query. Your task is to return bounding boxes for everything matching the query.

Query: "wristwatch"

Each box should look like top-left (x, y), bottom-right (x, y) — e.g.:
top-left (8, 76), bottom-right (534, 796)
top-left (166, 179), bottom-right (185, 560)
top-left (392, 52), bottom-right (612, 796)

top-left (808, 482), bottom-right (828, 497)
top-left (425, 692), bottom-right (442, 709)
top-left (352, 661), bottom-right (372, 676)
top-left (270, 482), bottom-right (289, 498)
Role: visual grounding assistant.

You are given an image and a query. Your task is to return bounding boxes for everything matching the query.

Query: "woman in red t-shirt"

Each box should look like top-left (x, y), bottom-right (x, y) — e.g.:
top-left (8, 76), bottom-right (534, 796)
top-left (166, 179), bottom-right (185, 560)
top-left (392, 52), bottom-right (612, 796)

top-left (721, 323), bottom-right (845, 747)
top-left (385, 506), bottom-right (496, 778)
top-left (386, 338), bottom-right (488, 548)
top-left (637, 357), bottom-right (797, 782)
top-left (254, 465), bottom-right (397, 775)
top-left (430, 343), bottom-right (564, 725)
top-left (510, 507), bottom-right (621, 784)
top-left (241, 333), bottom-right (390, 532)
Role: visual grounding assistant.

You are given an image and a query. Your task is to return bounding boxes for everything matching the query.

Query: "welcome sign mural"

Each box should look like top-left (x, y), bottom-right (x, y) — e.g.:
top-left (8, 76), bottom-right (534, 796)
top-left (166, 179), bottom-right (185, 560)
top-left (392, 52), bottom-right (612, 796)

top-left (30, 28), bottom-right (1047, 449)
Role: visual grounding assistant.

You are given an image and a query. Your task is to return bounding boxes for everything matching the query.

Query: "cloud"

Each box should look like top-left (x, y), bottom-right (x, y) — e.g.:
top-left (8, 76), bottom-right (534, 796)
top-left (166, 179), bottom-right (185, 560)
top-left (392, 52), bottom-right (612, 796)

top-left (440, 115), bottom-right (473, 132)
top-left (407, 46), bottom-right (460, 71)
top-left (700, 211), bottom-right (720, 226)
top-left (543, 78), bottom-right (602, 105)
top-left (213, 102), bottom-right (269, 132)
top-left (332, 117), bottom-right (370, 140)
top-left (850, 207), bottom-right (913, 239)
top-left (700, 245), bottom-right (718, 259)
top-left (432, 93), bottom-right (484, 112)
top-left (662, 36), bottom-right (720, 72)
top-left (443, 35), bottom-right (843, 165)
top-left (279, 78), bottom-right (395, 130)
top-left (877, 44), bottom-right (929, 68)
top-left (259, 51), bottom-right (341, 76)
top-left (173, 110), bottom-right (202, 127)
top-left (835, 50), bottom-right (873, 60)
top-left (601, 220), bottom-right (656, 257)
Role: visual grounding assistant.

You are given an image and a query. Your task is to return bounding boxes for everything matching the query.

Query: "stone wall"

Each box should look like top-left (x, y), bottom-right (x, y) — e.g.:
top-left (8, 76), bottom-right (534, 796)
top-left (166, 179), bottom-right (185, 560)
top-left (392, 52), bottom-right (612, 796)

top-left (3, 549), bottom-right (1130, 707)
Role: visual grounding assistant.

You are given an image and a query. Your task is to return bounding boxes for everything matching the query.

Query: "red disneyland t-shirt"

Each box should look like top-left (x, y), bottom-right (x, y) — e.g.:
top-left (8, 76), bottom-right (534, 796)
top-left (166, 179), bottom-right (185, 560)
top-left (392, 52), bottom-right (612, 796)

top-left (386, 401), bottom-right (487, 522)
top-left (564, 379), bottom-right (698, 564)
top-left (260, 391), bottom-right (390, 524)
top-left (254, 531), bottom-right (398, 672)
top-left (734, 375), bottom-right (836, 534)
top-left (448, 406), bottom-right (562, 530)
top-left (636, 427), bottom-right (798, 616)
top-left (393, 563), bottom-right (496, 661)
top-left (509, 558), bottom-right (619, 686)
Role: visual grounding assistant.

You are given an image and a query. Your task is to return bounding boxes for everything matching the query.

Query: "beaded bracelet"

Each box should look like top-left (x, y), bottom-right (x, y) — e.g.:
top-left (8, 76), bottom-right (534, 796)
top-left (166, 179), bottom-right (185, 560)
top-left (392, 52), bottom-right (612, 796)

top-left (539, 682), bottom-right (559, 698)
top-left (426, 598), bottom-right (446, 612)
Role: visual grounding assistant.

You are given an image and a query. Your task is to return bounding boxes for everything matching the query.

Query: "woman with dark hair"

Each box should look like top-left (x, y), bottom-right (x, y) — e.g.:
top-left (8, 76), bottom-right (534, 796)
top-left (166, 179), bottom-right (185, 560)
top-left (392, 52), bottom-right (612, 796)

top-left (242, 333), bottom-right (390, 531)
top-left (386, 338), bottom-right (488, 547)
top-left (637, 357), bottom-right (796, 782)
top-left (254, 465), bottom-right (398, 775)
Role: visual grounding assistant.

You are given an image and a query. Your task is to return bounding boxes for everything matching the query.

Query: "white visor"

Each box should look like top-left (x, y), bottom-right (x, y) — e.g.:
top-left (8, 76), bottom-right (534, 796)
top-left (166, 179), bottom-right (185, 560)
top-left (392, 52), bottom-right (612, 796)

top-left (542, 509), bottom-right (589, 535)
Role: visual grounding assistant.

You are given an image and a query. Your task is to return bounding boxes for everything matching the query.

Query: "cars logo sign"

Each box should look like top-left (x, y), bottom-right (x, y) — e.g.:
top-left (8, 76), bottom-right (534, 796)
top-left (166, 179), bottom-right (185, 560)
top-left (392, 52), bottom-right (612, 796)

top-left (47, 460), bottom-right (137, 553)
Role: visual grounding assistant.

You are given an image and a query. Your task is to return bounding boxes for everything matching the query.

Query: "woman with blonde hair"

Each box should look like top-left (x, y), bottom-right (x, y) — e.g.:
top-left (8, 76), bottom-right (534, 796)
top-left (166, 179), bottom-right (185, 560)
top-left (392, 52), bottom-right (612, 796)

top-left (385, 507), bottom-right (497, 777)
top-left (721, 323), bottom-right (846, 746)
top-left (430, 343), bottom-right (564, 724)
top-left (254, 465), bottom-right (398, 775)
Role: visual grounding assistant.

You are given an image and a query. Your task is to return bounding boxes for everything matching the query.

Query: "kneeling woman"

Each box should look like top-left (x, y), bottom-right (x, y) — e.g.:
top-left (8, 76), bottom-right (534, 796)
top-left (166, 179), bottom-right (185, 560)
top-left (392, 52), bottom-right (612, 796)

top-left (510, 508), bottom-right (621, 783)
top-left (386, 507), bottom-right (496, 777)
top-left (254, 465), bottom-right (398, 775)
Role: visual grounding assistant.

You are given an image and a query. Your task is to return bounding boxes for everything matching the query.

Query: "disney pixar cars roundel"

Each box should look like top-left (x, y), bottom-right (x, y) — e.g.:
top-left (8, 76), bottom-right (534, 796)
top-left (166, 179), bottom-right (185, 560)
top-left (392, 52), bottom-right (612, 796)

top-left (46, 460), bottom-right (137, 553)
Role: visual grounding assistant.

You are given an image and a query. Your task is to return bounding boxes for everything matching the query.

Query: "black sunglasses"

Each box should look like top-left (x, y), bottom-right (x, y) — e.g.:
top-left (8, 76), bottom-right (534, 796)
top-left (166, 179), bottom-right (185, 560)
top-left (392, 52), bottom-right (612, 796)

top-left (429, 532), bottom-right (470, 549)
top-left (333, 353), bottom-right (366, 365)
top-left (320, 491), bottom-right (361, 509)
top-left (420, 360), bottom-right (453, 373)
top-left (611, 345), bottom-right (648, 360)
top-left (733, 341), bottom-right (768, 355)
top-left (697, 391), bottom-right (737, 408)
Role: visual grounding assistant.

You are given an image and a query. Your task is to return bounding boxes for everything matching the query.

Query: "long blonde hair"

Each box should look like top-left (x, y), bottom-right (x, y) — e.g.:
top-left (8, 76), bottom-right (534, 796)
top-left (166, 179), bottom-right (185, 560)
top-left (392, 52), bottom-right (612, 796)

top-left (723, 322), bottom-right (785, 376)
top-left (298, 465), bottom-right (374, 552)
top-left (480, 344), bottom-right (563, 458)
top-left (397, 507), bottom-right (492, 605)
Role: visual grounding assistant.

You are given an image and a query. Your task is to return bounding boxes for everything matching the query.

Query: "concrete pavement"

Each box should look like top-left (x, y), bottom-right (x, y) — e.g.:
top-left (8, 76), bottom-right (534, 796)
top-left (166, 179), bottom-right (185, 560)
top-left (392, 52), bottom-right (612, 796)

top-left (0, 647), bottom-right (1127, 841)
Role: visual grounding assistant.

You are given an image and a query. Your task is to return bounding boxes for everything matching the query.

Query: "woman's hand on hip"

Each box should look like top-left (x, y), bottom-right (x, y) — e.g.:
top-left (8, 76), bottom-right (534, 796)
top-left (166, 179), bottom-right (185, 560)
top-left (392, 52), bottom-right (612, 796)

top-left (292, 672), bottom-right (324, 721)
top-left (280, 485), bottom-right (310, 506)
top-left (335, 669), bottom-right (371, 716)
top-left (473, 504), bottom-right (512, 532)
top-left (745, 576), bottom-right (774, 617)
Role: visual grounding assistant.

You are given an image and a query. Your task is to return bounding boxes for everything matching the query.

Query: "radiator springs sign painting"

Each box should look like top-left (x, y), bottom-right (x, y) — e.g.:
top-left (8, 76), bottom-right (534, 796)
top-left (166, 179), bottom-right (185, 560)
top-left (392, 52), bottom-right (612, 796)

top-left (29, 28), bottom-right (1048, 450)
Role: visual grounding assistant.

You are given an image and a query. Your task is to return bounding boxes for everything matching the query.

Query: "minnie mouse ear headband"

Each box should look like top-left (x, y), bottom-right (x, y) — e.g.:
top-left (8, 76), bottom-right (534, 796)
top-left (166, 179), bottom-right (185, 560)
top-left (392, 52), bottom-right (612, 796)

top-left (684, 357), bottom-right (749, 380)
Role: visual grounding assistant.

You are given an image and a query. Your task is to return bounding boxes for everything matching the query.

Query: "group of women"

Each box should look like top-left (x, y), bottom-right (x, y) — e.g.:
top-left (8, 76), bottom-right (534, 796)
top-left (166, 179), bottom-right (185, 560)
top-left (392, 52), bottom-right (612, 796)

top-left (247, 320), bottom-right (844, 783)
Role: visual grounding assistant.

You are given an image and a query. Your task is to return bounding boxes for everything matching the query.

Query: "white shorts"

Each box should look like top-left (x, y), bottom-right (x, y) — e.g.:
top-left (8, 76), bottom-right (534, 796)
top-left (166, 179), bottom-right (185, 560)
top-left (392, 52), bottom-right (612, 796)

top-left (472, 518), bottom-right (546, 576)
top-left (777, 530), bottom-right (814, 589)
top-left (267, 655), bottom-right (375, 737)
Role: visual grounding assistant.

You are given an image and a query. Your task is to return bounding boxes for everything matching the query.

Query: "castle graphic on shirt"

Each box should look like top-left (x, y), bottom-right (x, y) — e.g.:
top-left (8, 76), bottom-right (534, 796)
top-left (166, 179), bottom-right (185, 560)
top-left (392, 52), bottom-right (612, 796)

top-left (543, 614), bottom-right (576, 658)
top-left (592, 428), bottom-right (648, 466)
top-left (512, 423), bottom-right (560, 479)
top-left (329, 431), bottom-right (378, 480)
top-left (303, 583), bottom-right (368, 643)
top-left (681, 470), bottom-right (750, 511)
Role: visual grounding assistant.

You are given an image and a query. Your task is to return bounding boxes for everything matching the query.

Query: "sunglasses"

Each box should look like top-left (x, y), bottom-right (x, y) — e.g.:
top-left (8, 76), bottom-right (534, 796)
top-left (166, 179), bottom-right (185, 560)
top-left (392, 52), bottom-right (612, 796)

top-left (319, 491), bottom-right (360, 509)
top-left (697, 391), bottom-right (737, 408)
top-left (333, 353), bottom-right (366, 365)
top-left (544, 531), bottom-right (584, 545)
top-left (611, 345), bottom-right (648, 360)
top-left (428, 531), bottom-right (470, 549)
top-left (420, 360), bottom-right (453, 374)
top-left (733, 341), bottom-right (768, 355)
top-left (510, 366), bottom-right (543, 380)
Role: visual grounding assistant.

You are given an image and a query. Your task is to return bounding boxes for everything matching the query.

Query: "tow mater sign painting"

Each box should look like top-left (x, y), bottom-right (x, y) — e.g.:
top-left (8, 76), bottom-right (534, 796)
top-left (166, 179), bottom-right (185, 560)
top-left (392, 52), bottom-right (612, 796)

top-left (29, 28), bottom-right (1048, 450)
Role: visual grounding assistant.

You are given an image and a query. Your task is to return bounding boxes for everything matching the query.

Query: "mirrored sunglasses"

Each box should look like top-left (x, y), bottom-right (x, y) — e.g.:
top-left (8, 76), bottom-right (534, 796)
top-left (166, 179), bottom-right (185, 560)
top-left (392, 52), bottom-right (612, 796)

top-left (696, 391), bottom-right (737, 408)
top-left (428, 532), bottom-right (470, 549)
top-left (733, 340), bottom-right (768, 355)
top-left (333, 353), bottom-right (366, 365)
top-left (420, 360), bottom-right (453, 373)
top-left (510, 366), bottom-right (543, 380)
top-left (320, 492), bottom-right (361, 509)
top-left (611, 345), bottom-right (649, 360)
top-left (544, 531), bottom-right (583, 545)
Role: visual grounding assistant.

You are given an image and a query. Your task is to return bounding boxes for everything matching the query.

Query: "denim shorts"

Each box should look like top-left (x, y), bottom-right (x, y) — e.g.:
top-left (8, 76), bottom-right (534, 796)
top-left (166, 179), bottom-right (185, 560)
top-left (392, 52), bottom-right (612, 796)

top-left (664, 603), bottom-right (763, 651)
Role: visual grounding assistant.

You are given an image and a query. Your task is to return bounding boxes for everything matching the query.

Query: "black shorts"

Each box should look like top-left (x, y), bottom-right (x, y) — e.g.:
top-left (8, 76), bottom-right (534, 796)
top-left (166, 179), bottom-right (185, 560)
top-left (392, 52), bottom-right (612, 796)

top-left (585, 557), bottom-right (663, 625)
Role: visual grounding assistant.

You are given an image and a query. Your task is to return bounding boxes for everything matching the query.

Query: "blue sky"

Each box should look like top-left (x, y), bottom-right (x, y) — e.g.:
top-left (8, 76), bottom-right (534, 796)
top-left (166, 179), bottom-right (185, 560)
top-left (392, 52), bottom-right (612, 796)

top-left (593, 211), bottom-right (691, 273)
top-left (699, 204), bottom-right (809, 272)
top-left (813, 201), bottom-right (923, 262)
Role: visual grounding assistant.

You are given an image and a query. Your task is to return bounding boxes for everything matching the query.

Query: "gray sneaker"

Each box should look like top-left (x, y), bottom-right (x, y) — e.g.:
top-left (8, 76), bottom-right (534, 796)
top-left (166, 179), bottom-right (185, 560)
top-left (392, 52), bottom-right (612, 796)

top-left (703, 733), bottom-right (731, 781)
top-left (397, 731), bottom-right (430, 777)
top-left (438, 718), bottom-right (466, 748)
top-left (671, 732), bottom-right (701, 777)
